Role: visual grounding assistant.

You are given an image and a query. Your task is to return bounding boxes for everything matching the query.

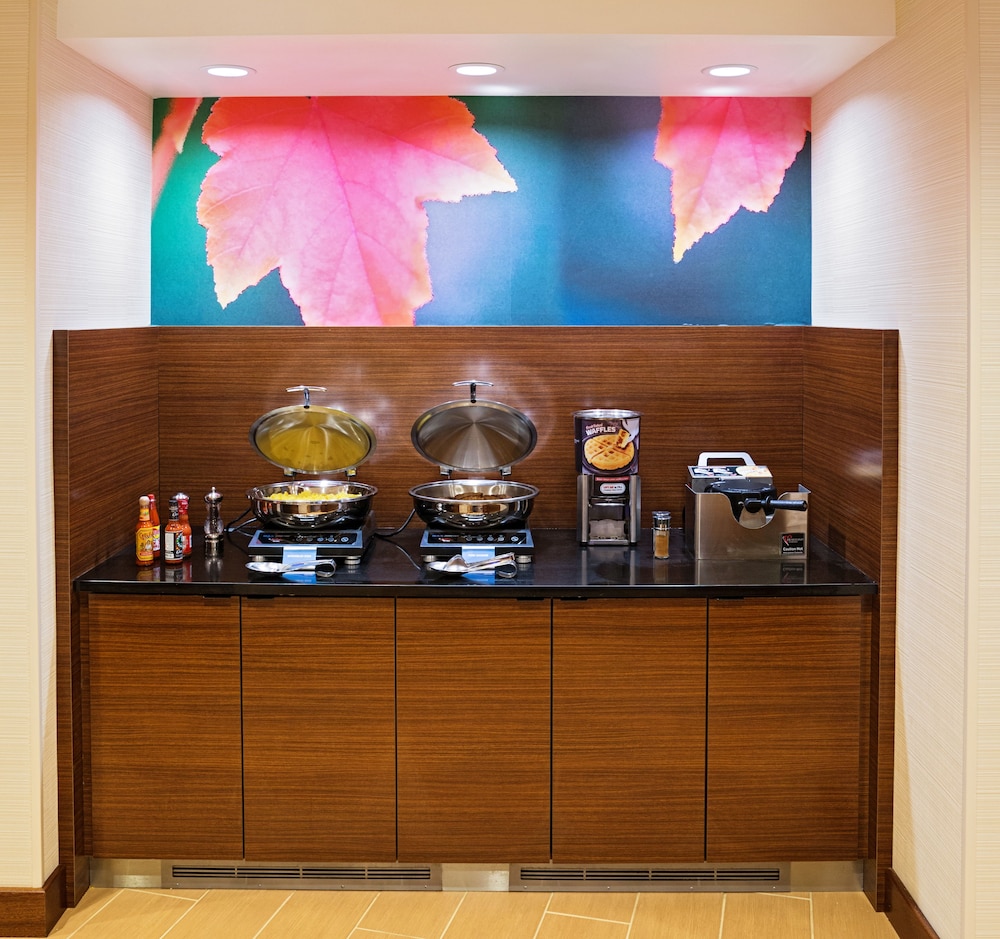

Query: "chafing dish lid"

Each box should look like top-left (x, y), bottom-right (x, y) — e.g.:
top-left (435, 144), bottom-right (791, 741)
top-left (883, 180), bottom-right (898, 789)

top-left (249, 385), bottom-right (376, 476)
top-left (411, 381), bottom-right (537, 474)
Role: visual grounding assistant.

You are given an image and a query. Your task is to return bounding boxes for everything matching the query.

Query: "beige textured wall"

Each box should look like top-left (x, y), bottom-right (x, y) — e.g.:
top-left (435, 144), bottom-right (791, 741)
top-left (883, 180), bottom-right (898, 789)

top-left (0, 0), bottom-right (41, 888)
top-left (33, 0), bottom-right (149, 880)
top-left (974, 0), bottom-right (1000, 933)
top-left (814, 0), bottom-right (998, 936)
top-left (0, 0), bottom-right (148, 888)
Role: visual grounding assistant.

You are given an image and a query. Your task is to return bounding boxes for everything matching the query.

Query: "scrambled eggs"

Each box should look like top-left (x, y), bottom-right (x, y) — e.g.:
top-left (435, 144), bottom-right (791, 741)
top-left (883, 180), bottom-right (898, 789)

top-left (267, 487), bottom-right (361, 503)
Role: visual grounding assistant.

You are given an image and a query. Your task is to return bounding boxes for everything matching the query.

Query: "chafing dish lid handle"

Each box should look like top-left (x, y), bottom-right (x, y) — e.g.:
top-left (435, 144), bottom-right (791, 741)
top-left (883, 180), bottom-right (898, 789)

top-left (453, 379), bottom-right (493, 404)
top-left (286, 385), bottom-right (327, 409)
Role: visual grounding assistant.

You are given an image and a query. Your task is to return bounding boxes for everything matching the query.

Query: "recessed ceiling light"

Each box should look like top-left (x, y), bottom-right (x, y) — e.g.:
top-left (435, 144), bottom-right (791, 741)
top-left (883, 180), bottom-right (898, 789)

top-left (203, 65), bottom-right (255, 78)
top-left (702, 64), bottom-right (757, 78)
top-left (450, 63), bottom-right (504, 77)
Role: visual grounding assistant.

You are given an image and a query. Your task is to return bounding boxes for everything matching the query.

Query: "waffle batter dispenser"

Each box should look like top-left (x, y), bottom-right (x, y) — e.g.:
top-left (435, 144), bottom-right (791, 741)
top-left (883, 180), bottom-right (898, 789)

top-left (685, 451), bottom-right (809, 559)
top-left (575, 409), bottom-right (641, 546)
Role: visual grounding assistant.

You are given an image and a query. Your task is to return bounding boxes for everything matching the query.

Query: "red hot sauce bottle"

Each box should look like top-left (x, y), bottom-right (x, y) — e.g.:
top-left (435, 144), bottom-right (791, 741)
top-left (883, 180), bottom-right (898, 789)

top-left (147, 493), bottom-right (161, 558)
top-left (176, 493), bottom-right (193, 557)
top-left (135, 495), bottom-right (155, 567)
top-left (163, 497), bottom-right (185, 564)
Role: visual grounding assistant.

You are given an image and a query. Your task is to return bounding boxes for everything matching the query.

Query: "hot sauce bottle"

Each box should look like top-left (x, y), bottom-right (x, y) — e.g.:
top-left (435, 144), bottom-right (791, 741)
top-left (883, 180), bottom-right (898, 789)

top-left (176, 493), bottom-right (193, 557)
top-left (163, 497), bottom-right (185, 564)
top-left (147, 493), bottom-right (161, 558)
top-left (135, 495), bottom-right (155, 567)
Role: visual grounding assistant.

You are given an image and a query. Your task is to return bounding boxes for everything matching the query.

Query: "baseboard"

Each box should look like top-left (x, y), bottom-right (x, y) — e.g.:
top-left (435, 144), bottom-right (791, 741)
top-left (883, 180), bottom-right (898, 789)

top-left (886, 869), bottom-right (941, 939)
top-left (0, 866), bottom-right (66, 937)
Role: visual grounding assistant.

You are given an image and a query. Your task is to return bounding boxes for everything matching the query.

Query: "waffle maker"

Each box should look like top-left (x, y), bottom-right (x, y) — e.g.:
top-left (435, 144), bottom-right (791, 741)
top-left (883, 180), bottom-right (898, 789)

top-left (685, 451), bottom-right (809, 559)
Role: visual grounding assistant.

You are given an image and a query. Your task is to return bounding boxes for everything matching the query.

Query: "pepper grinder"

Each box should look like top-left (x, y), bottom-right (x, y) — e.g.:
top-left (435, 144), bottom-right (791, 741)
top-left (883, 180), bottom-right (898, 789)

top-left (204, 487), bottom-right (224, 556)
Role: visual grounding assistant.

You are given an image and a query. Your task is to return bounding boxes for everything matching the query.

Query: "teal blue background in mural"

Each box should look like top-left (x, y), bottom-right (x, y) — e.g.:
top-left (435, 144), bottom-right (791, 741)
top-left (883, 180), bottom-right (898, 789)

top-left (151, 97), bottom-right (811, 327)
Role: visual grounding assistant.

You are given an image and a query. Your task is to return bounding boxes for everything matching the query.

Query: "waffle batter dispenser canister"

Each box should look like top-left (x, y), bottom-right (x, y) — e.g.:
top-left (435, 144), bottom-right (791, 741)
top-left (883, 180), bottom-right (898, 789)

top-left (575, 409), bottom-right (641, 545)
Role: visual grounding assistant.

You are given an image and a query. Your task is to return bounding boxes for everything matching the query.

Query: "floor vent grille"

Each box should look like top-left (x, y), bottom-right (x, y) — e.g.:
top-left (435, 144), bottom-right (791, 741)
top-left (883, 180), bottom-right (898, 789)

top-left (163, 862), bottom-right (441, 891)
top-left (511, 863), bottom-right (789, 892)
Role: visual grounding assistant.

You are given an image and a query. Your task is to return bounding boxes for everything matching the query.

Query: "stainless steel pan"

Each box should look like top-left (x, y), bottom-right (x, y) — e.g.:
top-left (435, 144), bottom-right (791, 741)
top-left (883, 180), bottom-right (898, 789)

top-left (248, 479), bottom-right (377, 529)
top-left (409, 479), bottom-right (538, 529)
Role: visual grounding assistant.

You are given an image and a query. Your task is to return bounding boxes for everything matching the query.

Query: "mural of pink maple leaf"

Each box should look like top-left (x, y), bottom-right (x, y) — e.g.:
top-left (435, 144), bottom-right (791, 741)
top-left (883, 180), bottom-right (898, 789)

top-left (152, 97), bottom-right (201, 210)
top-left (196, 96), bottom-right (517, 326)
top-left (654, 97), bottom-right (811, 262)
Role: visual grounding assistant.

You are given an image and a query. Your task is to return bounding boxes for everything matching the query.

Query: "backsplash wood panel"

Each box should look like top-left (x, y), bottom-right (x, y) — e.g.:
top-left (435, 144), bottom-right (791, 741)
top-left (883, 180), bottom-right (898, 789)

top-left (154, 325), bottom-right (807, 532)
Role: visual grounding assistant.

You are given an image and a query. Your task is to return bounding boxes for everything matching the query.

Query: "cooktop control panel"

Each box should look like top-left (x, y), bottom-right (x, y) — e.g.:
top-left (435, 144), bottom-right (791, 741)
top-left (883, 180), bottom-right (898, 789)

top-left (250, 529), bottom-right (367, 548)
top-left (420, 529), bottom-right (533, 548)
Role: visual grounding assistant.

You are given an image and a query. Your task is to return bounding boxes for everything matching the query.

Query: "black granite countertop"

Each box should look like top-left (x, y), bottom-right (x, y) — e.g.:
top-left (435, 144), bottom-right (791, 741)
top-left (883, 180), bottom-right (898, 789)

top-left (75, 528), bottom-right (877, 599)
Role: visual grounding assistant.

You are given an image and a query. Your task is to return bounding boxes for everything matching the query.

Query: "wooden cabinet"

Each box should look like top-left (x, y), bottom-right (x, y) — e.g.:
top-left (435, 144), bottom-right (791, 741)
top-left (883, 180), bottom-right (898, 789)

top-left (81, 588), bottom-right (869, 867)
top-left (706, 596), bottom-right (866, 860)
top-left (396, 598), bottom-right (551, 861)
top-left (242, 597), bottom-right (396, 861)
top-left (86, 594), bottom-right (243, 858)
top-left (552, 599), bottom-right (708, 862)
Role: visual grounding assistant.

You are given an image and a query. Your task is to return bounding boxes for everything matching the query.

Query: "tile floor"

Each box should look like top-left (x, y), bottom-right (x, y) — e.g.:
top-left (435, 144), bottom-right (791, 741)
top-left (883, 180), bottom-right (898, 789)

top-left (11, 887), bottom-right (901, 939)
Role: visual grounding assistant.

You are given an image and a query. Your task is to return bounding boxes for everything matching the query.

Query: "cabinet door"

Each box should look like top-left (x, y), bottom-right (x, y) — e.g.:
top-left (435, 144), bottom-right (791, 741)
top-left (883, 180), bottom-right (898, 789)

top-left (242, 597), bottom-right (396, 861)
top-left (87, 594), bottom-right (243, 858)
top-left (552, 598), bottom-right (707, 862)
top-left (707, 596), bottom-right (865, 860)
top-left (396, 598), bottom-right (550, 861)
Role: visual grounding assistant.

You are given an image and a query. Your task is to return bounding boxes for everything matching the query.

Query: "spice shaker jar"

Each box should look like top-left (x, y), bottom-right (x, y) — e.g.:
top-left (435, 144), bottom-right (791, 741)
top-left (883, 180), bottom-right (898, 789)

top-left (652, 510), bottom-right (671, 559)
top-left (204, 487), bottom-right (224, 556)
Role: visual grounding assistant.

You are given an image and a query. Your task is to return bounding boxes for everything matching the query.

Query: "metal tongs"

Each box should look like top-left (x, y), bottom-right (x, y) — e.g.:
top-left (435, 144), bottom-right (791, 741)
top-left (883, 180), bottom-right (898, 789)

top-left (426, 552), bottom-right (518, 577)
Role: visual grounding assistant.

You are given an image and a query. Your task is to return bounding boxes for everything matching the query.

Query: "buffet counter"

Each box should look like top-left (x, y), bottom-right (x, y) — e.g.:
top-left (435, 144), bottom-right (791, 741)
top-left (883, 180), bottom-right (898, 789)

top-left (75, 526), bottom-right (877, 874)
top-left (75, 527), bottom-right (876, 599)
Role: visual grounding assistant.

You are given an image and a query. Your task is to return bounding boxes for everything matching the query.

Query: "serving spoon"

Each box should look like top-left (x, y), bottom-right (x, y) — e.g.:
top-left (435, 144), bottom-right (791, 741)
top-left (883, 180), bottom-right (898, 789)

top-left (246, 560), bottom-right (337, 577)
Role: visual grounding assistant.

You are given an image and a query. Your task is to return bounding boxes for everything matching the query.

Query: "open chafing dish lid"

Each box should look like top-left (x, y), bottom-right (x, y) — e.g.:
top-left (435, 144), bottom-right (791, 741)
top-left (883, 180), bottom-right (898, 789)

top-left (249, 385), bottom-right (377, 476)
top-left (411, 380), bottom-right (537, 476)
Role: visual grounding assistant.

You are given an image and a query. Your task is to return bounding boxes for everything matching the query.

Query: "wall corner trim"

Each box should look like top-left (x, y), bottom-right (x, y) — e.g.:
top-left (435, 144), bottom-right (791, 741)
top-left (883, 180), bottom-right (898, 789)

top-left (886, 869), bottom-right (943, 939)
top-left (0, 866), bottom-right (66, 937)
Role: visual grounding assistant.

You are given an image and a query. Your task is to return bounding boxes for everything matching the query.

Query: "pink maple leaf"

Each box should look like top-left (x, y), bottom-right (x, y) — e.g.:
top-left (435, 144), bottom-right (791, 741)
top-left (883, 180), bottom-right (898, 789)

top-left (196, 96), bottom-right (517, 326)
top-left (152, 97), bottom-right (201, 210)
top-left (654, 97), bottom-right (811, 262)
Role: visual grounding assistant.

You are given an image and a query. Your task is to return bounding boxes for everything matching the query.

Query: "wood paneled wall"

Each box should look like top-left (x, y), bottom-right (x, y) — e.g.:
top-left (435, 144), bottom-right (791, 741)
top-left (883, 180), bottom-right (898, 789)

top-left (52, 328), bottom-right (159, 905)
top-left (53, 324), bottom-right (899, 908)
top-left (802, 327), bottom-right (898, 909)
top-left (155, 326), bottom-right (808, 532)
top-left (59, 323), bottom-right (900, 553)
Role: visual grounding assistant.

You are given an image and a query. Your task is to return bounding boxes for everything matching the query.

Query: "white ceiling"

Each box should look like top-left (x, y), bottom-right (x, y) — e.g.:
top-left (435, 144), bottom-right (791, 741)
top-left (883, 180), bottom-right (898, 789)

top-left (56, 0), bottom-right (895, 99)
top-left (59, 33), bottom-right (894, 99)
